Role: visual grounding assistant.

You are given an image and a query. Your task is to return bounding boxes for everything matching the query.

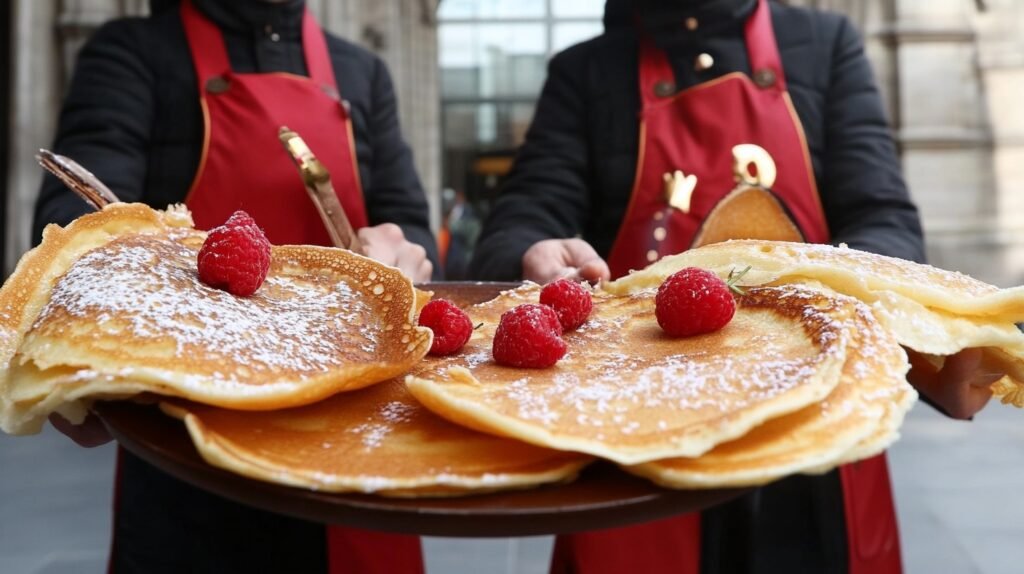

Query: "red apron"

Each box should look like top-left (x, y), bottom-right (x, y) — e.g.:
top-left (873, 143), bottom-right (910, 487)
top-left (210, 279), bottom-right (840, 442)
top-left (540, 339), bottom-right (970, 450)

top-left (553, 1), bottom-right (901, 573)
top-left (180, 0), bottom-right (368, 243)
top-left (173, 3), bottom-right (420, 573)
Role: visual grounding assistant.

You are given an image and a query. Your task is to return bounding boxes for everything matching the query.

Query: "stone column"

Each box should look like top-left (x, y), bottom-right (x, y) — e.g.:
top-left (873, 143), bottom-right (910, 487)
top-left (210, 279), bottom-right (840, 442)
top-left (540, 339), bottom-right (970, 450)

top-left (889, 0), bottom-right (1003, 283)
top-left (975, 0), bottom-right (1024, 286)
top-left (5, 0), bottom-right (60, 277)
top-left (5, 0), bottom-right (146, 276)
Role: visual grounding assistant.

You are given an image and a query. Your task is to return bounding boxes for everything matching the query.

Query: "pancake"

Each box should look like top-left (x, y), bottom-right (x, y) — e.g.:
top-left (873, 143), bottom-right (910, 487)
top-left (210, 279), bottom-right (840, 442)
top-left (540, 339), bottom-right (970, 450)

top-left (627, 303), bottom-right (915, 488)
top-left (160, 378), bottom-right (592, 497)
top-left (0, 203), bottom-right (431, 434)
top-left (606, 240), bottom-right (1024, 408)
top-left (163, 378), bottom-right (591, 497)
top-left (406, 283), bottom-right (855, 465)
top-left (605, 239), bottom-right (1024, 320)
top-left (691, 186), bottom-right (804, 248)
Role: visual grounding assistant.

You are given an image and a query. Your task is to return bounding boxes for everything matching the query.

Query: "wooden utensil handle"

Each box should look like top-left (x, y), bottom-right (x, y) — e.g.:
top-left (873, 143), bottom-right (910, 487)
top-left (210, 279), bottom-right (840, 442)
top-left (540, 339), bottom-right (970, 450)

top-left (278, 126), bottom-right (364, 253)
top-left (37, 149), bottom-right (121, 209)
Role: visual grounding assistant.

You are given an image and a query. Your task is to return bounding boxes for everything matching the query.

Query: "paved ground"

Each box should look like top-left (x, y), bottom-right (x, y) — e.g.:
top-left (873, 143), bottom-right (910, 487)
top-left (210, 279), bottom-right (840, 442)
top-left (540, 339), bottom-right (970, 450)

top-left (1, 401), bottom-right (1022, 573)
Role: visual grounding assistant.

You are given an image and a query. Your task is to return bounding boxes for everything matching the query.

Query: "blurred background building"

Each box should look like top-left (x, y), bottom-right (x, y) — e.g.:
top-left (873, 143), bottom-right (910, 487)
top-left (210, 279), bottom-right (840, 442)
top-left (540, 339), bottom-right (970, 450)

top-left (4, 0), bottom-right (1024, 285)
top-left (2, 1), bottom-right (1024, 573)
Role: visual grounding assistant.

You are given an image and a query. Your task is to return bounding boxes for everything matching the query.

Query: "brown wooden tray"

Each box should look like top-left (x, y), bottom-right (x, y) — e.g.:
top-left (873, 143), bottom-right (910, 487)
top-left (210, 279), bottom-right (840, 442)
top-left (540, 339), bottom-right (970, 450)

top-left (95, 282), bottom-right (746, 537)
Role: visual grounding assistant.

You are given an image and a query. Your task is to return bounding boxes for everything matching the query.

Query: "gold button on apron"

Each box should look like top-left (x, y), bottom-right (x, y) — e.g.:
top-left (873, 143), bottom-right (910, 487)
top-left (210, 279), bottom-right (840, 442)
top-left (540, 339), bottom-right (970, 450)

top-left (695, 53), bottom-right (714, 72)
top-left (685, 17), bottom-right (698, 31)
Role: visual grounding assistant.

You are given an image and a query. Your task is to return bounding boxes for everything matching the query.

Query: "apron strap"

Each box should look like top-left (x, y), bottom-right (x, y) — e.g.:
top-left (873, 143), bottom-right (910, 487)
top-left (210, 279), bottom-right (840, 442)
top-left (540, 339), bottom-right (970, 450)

top-left (180, 0), bottom-right (231, 82)
top-left (637, 37), bottom-right (676, 109)
top-left (744, 0), bottom-right (787, 92)
top-left (301, 9), bottom-right (340, 96)
top-left (636, 0), bottom-right (786, 110)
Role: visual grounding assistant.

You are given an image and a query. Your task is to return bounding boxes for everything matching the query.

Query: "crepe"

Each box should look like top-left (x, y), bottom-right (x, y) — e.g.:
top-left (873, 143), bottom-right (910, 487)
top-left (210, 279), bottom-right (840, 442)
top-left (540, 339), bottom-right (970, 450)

top-left (0, 203), bottom-right (431, 434)
top-left (605, 240), bottom-right (1024, 407)
top-left (406, 283), bottom-right (858, 465)
top-left (160, 378), bottom-right (592, 497)
top-left (606, 239), bottom-right (1024, 319)
top-left (627, 302), bottom-right (915, 488)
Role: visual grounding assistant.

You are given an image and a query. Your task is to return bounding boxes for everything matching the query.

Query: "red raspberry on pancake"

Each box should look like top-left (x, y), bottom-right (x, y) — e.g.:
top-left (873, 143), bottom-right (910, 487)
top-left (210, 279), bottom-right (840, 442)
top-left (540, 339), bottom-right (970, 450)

top-left (655, 267), bottom-right (747, 337)
top-left (493, 303), bottom-right (567, 368)
top-left (540, 278), bottom-right (593, 331)
top-left (197, 210), bottom-right (272, 297)
top-left (419, 299), bottom-right (473, 356)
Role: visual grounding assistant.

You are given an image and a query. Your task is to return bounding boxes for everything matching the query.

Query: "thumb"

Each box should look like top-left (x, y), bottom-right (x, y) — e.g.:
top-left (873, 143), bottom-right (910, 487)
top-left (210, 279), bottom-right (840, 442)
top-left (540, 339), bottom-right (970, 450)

top-left (562, 239), bottom-right (610, 284)
top-left (578, 259), bottom-right (611, 284)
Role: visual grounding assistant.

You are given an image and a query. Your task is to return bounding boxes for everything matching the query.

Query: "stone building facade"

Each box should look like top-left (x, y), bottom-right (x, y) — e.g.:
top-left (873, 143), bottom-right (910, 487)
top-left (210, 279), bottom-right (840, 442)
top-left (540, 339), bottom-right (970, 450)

top-left (5, 0), bottom-right (1024, 287)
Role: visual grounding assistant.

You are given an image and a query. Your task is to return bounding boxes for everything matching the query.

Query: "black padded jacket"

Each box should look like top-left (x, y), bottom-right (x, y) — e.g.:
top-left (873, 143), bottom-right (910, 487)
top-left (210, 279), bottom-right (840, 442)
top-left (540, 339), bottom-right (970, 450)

top-left (470, 0), bottom-right (924, 280)
top-left (32, 0), bottom-right (439, 277)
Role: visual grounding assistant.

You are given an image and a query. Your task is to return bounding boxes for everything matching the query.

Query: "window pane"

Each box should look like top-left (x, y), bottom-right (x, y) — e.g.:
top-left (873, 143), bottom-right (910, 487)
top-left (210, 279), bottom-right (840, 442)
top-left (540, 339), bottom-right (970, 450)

top-left (442, 103), bottom-right (484, 150)
top-left (552, 21), bottom-right (603, 53)
top-left (440, 23), bottom-right (547, 99)
top-left (552, 0), bottom-right (603, 18)
top-left (439, 0), bottom-right (545, 19)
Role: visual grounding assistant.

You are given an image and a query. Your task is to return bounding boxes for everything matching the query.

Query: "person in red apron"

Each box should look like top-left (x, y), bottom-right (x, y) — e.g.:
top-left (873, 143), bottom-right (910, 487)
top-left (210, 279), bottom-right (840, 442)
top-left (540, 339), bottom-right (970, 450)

top-left (34, 0), bottom-right (435, 572)
top-left (471, 1), bottom-right (1001, 572)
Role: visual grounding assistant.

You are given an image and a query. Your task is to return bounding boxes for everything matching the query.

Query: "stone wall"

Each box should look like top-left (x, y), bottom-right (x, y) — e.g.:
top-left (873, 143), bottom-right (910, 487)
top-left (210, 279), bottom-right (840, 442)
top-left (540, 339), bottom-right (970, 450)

top-left (796, 0), bottom-right (1024, 286)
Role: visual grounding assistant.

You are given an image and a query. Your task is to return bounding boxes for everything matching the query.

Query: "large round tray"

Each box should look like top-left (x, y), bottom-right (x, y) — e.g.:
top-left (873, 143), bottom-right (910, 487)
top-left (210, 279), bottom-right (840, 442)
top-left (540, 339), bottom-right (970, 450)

top-left (96, 282), bottom-right (745, 537)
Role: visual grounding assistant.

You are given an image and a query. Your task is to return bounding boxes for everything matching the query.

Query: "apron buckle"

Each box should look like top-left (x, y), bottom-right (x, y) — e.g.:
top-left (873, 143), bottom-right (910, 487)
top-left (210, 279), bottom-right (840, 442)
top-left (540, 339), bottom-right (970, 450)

top-left (653, 80), bottom-right (676, 98)
top-left (205, 76), bottom-right (230, 94)
top-left (752, 68), bottom-right (777, 88)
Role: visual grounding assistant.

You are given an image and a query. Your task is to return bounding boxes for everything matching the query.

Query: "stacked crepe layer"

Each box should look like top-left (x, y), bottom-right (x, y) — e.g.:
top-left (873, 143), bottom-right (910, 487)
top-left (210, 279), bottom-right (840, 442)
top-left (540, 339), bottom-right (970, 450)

top-left (603, 240), bottom-right (1024, 407)
top-left (407, 283), bottom-right (916, 488)
top-left (161, 379), bottom-right (590, 497)
top-left (0, 204), bottom-right (590, 496)
top-left (2, 212), bottom-right (1013, 496)
top-left (1, 203), bottom-right (432, 434)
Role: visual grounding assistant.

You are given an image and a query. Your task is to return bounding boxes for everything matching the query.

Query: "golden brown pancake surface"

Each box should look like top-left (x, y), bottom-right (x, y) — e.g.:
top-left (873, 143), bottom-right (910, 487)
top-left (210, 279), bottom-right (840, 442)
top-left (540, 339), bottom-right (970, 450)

top-left (627, 302), bottom-right (915, 488)
top-left (606, 240), bottom-right (1024, 408)
top-left (161, 378), bottom-right (592, 496)
top-left (1, 203), bottom-right (431, 434)
top-left (407, 284), bottom-right (854, 465)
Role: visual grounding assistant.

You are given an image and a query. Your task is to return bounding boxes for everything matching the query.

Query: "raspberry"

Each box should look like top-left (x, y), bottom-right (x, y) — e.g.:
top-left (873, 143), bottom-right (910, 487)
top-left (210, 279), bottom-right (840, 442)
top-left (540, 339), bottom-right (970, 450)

top-left (197, 211), bottom-right (272, 297)
top-left (419, 299), bottom-right (473, 356)
top-left (540, 279), bottom-right (593, 331)
top-left (492, 304), bottom-right (567, 368)
top-left (655, 267), bottom-right (739, 337)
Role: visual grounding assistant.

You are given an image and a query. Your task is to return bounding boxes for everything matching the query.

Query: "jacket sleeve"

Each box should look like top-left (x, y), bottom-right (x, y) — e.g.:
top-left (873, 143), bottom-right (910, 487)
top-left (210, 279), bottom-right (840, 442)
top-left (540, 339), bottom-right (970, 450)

top-left (819, 14), bottom-right (926, 263)
top-left (362, 55), bottom-right (441, 279)
top-left (32, 19), bottom-right (155, 244)
top-left (469, 50), bottom-right (594, 281)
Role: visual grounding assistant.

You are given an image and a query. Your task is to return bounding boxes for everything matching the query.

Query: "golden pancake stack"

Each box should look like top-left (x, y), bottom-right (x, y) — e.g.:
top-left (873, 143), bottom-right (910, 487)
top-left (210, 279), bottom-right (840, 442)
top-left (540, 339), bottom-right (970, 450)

top-left (3, 205), bottom-right (1022, 496)
top-left (0, 204), bottom-right (588, 495)
top-left (407, 282), bottom-right (916, 488)
top-left (604, 240), bottom-right (1024, 408)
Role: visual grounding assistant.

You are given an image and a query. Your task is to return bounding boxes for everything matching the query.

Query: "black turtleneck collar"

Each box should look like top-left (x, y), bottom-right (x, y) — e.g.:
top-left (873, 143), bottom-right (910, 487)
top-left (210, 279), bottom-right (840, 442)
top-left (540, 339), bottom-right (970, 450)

top-left (605, 0), bottom-right (755, 36)
top-left (640, 0), bottom-right (755, 37)
top-left (193, 0), bottom-right (306, 41)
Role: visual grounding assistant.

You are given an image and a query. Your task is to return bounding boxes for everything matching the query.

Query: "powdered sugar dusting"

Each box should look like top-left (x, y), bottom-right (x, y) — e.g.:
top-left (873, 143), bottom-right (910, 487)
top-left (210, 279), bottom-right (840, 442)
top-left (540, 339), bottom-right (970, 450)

top-left (348, 400), bottom-right (417, 449)
top-left (29, 235), bottom-right (399, 384)
top-left (426, 284), bottom-right (852, 451)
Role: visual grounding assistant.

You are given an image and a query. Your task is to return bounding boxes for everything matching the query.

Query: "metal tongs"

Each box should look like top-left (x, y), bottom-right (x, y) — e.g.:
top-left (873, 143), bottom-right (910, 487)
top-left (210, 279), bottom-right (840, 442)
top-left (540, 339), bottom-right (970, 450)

top-left (277, 126), bottom-right (364, 253)
top-left (37, 149), bottom-right (121, 208)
